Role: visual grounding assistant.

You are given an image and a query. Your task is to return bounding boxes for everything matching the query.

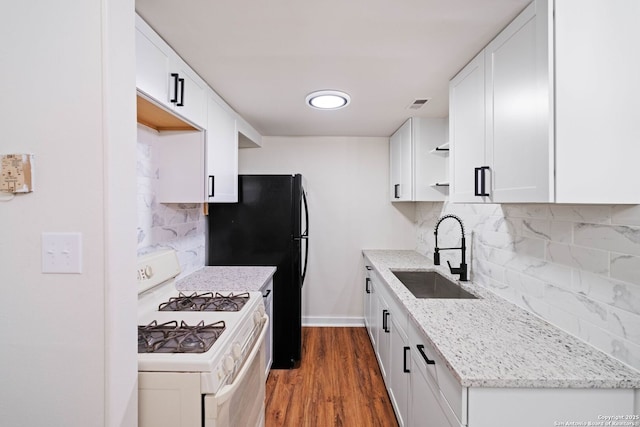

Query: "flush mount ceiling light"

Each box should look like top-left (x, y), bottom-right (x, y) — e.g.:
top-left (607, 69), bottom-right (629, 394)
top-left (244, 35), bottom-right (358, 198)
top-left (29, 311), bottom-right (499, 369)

top-left (305, 90), bottom-right (351, 110)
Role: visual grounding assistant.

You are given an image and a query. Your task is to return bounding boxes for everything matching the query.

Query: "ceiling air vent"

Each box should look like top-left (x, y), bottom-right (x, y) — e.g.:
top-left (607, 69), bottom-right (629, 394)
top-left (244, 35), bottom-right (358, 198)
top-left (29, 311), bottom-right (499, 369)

top-left (407, 98), bottom-right (431, 110)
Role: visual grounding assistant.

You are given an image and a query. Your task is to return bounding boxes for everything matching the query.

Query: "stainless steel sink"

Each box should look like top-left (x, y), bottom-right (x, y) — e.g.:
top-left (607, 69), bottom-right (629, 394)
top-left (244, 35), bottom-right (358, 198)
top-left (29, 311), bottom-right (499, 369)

top-left (391, 270), bottom-right (478, 299)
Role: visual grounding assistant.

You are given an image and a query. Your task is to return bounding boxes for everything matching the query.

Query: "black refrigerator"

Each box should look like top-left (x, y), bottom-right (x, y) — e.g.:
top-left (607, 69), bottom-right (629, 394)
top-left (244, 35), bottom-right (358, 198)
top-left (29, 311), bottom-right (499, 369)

top-left (207, 174), bottom-right (309, 369)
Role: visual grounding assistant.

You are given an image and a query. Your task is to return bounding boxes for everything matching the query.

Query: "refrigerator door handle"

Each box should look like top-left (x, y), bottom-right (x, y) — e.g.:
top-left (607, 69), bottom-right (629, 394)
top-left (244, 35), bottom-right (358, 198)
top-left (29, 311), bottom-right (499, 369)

top-left (301, 236), bottom-right (309, 286)
top-left (300, 186), bottom-right (309, 286)
top-left (301, 188), bottom-right (309, 238)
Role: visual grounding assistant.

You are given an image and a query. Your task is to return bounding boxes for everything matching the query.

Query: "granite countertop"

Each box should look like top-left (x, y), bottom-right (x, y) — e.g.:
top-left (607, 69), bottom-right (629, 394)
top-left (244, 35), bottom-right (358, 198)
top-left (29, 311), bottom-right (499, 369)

top-left (363, 249), bottom-right (640, 389)
top-left (176, 266), bottom-right (276, 293)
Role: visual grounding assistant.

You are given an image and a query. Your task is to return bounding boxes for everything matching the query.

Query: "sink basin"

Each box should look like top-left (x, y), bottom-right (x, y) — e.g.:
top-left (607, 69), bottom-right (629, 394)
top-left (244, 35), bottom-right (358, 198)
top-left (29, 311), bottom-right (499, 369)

top-left (391, 270), bottom-right (478, 299)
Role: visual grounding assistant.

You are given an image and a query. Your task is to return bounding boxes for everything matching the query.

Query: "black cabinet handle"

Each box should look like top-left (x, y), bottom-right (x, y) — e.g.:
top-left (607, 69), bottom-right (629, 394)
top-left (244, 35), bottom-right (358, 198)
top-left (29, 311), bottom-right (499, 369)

top-left (262, 289), bottom-right (271, 298)
top-left (177, 78), bottom-right (185, 106)
top-left (403, 346), bottom-right (410, 373)
top-left (480, 166), bottom-right (488, 196)
top-left (170, 73), bottom-right (179, 104)
top-left (365, 277), bottom-right (371, 294)
top-left (365, 266), bottom-right (372, 271)
top-left (474, 166), bottom-right (490, 197)
top-left (382, 309), bottom-right (389, 332)
top-left (417, 344), bottom-right (435, 365)
top-left (394, 184), bottom-right (400, 199)
top-left (208, 175), bottom-right (215, 198)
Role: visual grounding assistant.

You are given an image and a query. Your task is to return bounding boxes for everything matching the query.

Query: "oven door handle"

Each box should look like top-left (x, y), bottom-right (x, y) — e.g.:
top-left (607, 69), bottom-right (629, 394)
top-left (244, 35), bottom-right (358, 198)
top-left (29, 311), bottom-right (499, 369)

top-left (206, 315), bottom-right (268, 405)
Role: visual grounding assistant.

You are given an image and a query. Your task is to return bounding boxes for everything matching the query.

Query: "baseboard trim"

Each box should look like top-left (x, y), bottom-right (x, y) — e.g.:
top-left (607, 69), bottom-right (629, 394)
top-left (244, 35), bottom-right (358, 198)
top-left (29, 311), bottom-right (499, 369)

top-left (302, 316), bottom-right (365, 327)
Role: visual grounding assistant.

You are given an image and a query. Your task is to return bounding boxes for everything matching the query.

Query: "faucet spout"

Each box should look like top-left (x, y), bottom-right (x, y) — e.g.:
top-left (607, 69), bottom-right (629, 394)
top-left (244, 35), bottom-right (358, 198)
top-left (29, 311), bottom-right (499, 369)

top-left (434, 214), bottom-right (468, 281)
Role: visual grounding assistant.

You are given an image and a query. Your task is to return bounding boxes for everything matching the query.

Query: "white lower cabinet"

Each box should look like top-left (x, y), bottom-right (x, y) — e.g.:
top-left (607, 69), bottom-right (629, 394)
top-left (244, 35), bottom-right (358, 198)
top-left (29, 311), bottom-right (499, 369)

top-left (363, 265), bottom-right (377, 347)
top-left (388, 313), bottom-right (410, 427)
top-left (467, 388), bottom-right (634, 427)
top-left (261, 279), bottom-right (273, 377)
top-left (377, 293), bottom-right (391, 381)
top-left (369, 268), bottom-right (410, 426)
top-left (410, 353), bottom-right (457, 427)
top-left (363, 258), bottom-right (637, 427)
top-left (408, 316), bottom-right (464, 427)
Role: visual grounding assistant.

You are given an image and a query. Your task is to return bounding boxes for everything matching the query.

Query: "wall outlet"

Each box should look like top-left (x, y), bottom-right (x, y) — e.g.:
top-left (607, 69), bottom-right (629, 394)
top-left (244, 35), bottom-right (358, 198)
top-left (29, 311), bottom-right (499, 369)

top-left (42, 232), bottom-right (83, 274)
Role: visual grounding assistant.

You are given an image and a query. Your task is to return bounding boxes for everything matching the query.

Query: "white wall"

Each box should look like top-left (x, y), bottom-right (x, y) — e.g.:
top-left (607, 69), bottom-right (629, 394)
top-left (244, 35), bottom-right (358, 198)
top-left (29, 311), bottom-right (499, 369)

top-left (239, 136), bottom-right (416, 325)
top-left (416, 202), bottom-right (640, 371)
top-left (0, 1), bottom-right (137, 426)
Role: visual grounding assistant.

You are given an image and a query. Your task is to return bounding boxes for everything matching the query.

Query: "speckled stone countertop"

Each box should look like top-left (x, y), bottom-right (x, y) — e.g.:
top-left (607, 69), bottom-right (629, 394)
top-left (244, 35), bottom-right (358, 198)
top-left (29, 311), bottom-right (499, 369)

top-left (176, 266), bottom-right (276, 293)
top-left (363, 249), bottom-right (640, 389)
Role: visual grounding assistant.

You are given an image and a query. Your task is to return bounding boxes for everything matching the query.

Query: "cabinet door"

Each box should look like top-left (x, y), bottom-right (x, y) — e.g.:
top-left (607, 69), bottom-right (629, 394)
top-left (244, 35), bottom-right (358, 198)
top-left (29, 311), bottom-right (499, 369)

top-left (156, 130), bottom-right (206, 203)
top-left (135, 25), bottom-right (172, 111)
top-left (388, 316), bottom-right (409, 427)
top-left (367, 275), bottom-right (379, 348)
top-left (171, 58), bottom-right (207, 128)
top-left (449, 52), bottom-right (486, 203)
top-left (554, 0), bottom-right (640, 204)
top-left (389, 120), bottom-right (412, 201)
top-left (368, 284), bottom-right (379, 347)
top-left (206, 96), bottom-right (238, 203)
top-left (485, 0), bottom-right (552, 203)
top-left (364, 269), bottom-right (375, 343)
top-left (410, 357), bottom-right (457, 427)
top-left (377, 296), bottom-right (391, 381)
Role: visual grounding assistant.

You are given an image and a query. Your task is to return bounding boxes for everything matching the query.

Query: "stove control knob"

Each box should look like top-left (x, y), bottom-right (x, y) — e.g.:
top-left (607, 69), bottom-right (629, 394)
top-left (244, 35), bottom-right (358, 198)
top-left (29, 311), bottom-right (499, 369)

top-left (144, 266), bottom-right (153, 279)
top-left (231, 342), bottom-right (242, 359)
top-left (223, 355), bottom-right (235, 374)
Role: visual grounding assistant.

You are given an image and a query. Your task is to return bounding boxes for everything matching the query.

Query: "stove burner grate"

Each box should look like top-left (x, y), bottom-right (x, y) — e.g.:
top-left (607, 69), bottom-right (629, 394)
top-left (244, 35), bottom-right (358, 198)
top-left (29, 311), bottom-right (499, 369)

top-left (158, 292), bottom-right (250, 312)
top-left (137, 320), bottom-right (226, 353)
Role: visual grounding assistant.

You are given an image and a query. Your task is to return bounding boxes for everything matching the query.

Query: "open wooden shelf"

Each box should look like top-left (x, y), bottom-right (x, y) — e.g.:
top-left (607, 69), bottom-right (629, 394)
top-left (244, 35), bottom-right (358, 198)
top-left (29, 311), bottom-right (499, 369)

top-left (136, 95), bottom-right (197, 131)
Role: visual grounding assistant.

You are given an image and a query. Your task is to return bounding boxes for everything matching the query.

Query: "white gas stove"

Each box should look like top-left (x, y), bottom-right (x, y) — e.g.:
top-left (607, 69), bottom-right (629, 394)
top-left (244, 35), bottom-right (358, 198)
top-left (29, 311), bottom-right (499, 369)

top-left (137, 250), bottom-right (267, 427)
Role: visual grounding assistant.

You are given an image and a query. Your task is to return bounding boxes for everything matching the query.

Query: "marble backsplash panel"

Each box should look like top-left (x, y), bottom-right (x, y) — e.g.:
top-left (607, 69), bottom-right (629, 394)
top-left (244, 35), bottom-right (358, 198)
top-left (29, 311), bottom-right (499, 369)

top-left (416, 202), bottom-right (640, 371)
top-left (137, 124), bottom-right (206, 278)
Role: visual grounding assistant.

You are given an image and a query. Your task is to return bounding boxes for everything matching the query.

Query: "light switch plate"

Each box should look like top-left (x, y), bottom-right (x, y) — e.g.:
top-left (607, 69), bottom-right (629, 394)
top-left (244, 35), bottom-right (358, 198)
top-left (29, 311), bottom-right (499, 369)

top-left (42, 232), bottom-right (82, 274)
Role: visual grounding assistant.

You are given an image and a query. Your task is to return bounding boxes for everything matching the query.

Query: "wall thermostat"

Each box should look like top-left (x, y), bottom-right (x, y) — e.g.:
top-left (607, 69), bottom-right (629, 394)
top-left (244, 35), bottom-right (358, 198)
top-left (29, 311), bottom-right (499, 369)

top-left (1, 153), bottom-right (34, 193)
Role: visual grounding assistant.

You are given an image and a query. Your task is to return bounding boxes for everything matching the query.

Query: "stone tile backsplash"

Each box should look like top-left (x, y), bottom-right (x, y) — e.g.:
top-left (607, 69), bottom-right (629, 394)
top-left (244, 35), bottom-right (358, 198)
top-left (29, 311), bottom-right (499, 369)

top-left (416, 202), bottom-right (640, 371)
top-left (137, 124), bottom-right (206, 278)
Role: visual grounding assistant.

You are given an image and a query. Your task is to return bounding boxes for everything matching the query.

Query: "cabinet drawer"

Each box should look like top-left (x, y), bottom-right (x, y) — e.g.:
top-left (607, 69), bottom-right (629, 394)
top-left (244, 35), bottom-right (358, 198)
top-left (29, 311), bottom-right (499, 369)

top-left (408, 316), bottom-right (466, 425)
top-left (373, 270), bottom-right (408, 334)
top-left (386, 294), bottom-right (408, 336)
top-left (437, 358), bottom-right (464, 424)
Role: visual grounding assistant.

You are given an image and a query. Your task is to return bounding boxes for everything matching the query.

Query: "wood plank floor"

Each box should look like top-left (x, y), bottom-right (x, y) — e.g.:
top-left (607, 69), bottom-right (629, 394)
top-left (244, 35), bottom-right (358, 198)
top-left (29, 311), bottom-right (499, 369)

top-left (265, 327), bottom-right (399, 427)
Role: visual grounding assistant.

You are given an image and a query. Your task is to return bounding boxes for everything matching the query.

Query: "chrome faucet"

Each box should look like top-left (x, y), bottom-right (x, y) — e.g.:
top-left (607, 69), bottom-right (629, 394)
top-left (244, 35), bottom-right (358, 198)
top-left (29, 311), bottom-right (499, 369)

top-left (434, 214), bottom-right (468, 281)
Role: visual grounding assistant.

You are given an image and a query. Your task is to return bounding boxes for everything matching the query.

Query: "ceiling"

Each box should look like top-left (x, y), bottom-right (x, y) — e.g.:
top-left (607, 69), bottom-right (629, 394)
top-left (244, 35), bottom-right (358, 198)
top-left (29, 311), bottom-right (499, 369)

top-left (135, 0), bottom-right (530, 137)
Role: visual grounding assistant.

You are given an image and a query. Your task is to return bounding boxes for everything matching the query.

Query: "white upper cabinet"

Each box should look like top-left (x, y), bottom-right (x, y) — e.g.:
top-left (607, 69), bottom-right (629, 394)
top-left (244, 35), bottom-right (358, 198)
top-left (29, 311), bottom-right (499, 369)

top-left (449, 52), bottom-right (486, 203)
top-left (390, 120), bottom-right (412, 201)
top-left (171, 58), bottom-right (207, 128)
top-left (135, 22), bottom-right (171, 110)
top-left (206, 95), bottom-right (238, 203)
top-left (449, 0), bottom-right (640, 204)
top-left (135, 15), bottom-right (206, 128)
top-left (553, 0), bottom-right (640, 204)
top-left (135, 14), bottom-right (263, 205)
top-left (156, 130), bottom-right (206, 203)
top-left (390, 118), bottom-right (447, 202)
top-left (485, 0), bottom-right (551, 203)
